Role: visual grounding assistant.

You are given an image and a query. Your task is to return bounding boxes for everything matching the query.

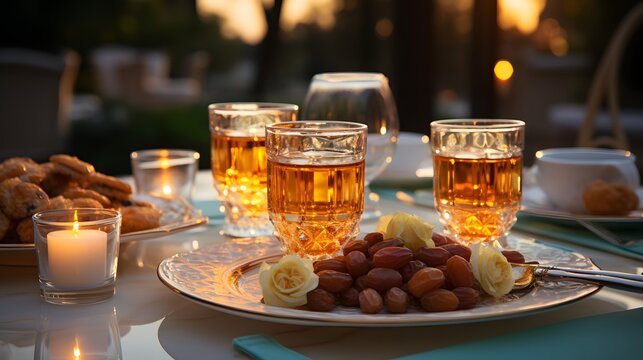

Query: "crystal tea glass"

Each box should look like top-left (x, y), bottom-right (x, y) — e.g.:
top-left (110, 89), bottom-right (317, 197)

top-left (33, 209), bottom-right (122, 305)
top-left (266, 121), bottom-right (367, 260)
top-left (300, 72), bottom-right (399, 219)
top-left (209, 103), bottom-right (298, 237)
top-left (431, 119), bottom-right (525, 243)
top-left (130, 149), bottom-right (200, 199)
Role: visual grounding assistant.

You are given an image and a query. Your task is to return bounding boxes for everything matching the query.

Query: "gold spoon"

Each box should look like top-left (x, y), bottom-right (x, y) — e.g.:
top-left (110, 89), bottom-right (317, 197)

top-left (512, 263), bottom-right (643, 293)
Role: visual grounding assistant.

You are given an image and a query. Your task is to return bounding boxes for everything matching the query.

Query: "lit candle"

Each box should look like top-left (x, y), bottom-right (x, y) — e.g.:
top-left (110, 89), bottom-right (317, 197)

top-left (160, 156), bottom-right (173, 196)
top-left (48, 212), bottom-right (107, 288)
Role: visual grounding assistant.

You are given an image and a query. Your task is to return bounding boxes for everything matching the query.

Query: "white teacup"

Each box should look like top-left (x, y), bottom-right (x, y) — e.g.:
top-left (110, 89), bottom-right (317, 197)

top-left (534, 148), bottom-right (640, 213)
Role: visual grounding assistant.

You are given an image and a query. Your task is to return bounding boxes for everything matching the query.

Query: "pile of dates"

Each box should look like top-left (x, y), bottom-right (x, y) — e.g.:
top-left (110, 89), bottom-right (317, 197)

top-left (306, 232), bottom-right (525, 314)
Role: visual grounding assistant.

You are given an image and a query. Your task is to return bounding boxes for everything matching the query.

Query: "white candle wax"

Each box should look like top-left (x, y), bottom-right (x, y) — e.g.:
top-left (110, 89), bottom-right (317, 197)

top-left (48, 229), bottom-right (107, 288)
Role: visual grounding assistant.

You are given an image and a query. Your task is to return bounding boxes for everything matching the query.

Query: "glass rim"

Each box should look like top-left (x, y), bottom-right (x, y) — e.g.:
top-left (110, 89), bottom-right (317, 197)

top-left (33, 208), bottom-right (122, 227)
top-left (208, 102), bottom-right (299, 113)
top-left (266, 121), bottom-right (368, 134)
top-left (130, 149), bottom-right (200, 161)
top-left (431, 119), bottom-right (525, 130)
top-left (312, 72), bottom-right (388, 82)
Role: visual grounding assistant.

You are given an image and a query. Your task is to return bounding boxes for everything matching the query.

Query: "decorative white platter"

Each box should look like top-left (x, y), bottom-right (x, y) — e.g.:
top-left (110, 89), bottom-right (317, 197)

top-left (158, 235), bottom-right (600, 327)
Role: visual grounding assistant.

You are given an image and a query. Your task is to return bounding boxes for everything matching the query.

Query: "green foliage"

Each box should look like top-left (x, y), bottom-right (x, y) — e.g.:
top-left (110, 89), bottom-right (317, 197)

top-left (71, 102), bottom-right (211, 176)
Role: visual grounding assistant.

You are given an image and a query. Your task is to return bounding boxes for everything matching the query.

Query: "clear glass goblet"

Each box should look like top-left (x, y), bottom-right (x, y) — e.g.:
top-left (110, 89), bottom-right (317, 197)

top-left (300, 72), bottom-right (399, 220)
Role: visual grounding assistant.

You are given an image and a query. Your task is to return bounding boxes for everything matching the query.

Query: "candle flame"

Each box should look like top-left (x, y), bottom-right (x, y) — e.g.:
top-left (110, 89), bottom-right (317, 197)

top-left (379, 125), bottom-right (387, 135)
top-left (159, 157), bottom-right (170, 169)
top-left (72, 210), bottom-right (79, 234)
top-left (162, 185), bottom-right (172, 195)
top-left (74, 337), bottom-right (81, 359)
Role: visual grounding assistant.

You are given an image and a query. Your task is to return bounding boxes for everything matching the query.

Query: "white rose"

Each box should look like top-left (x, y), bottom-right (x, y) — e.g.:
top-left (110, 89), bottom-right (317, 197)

top-left (376, 212), bottom-right (435, 251)
top-left (470, 242), bottom-right (514, 298)
top-left (259, 255), bottom-right (319, 308)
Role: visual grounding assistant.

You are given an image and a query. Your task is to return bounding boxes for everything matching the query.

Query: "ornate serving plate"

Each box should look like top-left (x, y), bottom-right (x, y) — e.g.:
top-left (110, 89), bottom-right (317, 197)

top-left (158, 235), bottom-right (600, 327)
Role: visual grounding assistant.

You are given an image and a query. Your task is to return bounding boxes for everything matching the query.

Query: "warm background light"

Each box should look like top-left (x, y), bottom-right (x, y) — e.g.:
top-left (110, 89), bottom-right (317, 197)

top-left (494, 60), bottom-right (514, 81)
top-left (197, 0), bottom-right (342, 44)
top-left (498, 0), bottom-right (546, 34)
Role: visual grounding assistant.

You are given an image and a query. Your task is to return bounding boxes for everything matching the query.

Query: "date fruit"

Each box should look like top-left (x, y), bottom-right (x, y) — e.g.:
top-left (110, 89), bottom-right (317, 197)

top-left (359, 288), bottom-right (384, 314)
top-left (314, 257), bottom-right (347, 274)
top-left (446, 255), bottom-right (474, 288)
top-left (407, 267), bottom-right (445, 298)
top-left (345, 251), bottom-right (371, 277)
top-left (400, 260), bottom-right (426, 282)
top-left (431, 232), bottom-right (449, 246)
top-left (317, 270), bottom-right (353, 293)
top-left (354, 275), bottom-right (368, 291)
top-left (364, 232), bottom-right (384, 246)
top-left (420, 289), bottom-right (459, 312)
top-left (502, 250), bottom-right (525, 264)
top-left (339, 287), bottom-right (360, 307)
top-left (440, 244), bottom-right (471, 261)
top-left (343, 240), bottom-right (370, 255)
top-left (372, 247), bottom-right (413, 269)
top-left (385, 287), bottom-right (409, 314)
top-left (306, 288), bottom-right (336, 312)
top-left (365, 268), bottom-right (403, 292)
top-left (415, 247), bottom-right (451, 267)
top-left (452, 287), bottom-right (480, 309)
top-left (368, 239), bottom-right (403, 257)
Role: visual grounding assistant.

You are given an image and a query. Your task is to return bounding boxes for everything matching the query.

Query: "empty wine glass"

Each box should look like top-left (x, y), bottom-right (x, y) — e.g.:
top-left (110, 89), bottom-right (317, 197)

top-left (300, 72), bottom-right (399, 220)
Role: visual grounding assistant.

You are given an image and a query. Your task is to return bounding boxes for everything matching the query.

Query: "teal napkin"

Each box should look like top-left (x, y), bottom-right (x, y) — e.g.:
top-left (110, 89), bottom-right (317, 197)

top-left (395, 308), bottom-right (643, 359)
top-left (515, 215), bottom-right (643, 262)
top-left (233, 309), bottom-right (643, 359)
top-left (233, 335), bottom-right (311, 360)
top-left (191, 199), bottom-right (224, 221)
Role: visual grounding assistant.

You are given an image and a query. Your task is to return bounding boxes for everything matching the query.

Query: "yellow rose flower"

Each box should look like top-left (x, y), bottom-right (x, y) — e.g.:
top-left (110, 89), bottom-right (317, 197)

top-left (376, 212), bottom-right (435, 251)
top-left (259, 255), bottom-right (319, 308)
top-left (470, 242), bottom-right (514, 298)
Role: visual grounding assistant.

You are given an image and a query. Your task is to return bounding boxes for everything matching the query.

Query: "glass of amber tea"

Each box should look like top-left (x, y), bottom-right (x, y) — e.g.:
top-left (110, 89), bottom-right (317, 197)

top-left (209, 103), bottom-right (298, 237)
top-left (266, 121), bottom-right (367, 260)
top-left (431, 119), bottom-right (525, 243)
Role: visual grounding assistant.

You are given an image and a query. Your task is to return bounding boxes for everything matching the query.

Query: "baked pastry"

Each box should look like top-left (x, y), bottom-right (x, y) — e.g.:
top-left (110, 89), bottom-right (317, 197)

top-left (0, 211), bottom-right (10, 240)
top-left (70, 198), bottom-right (104, 209)
top-left (119, 206), bottom-right (163, 233)
top-left (49, 154), bottom-right (95, 176)
top-left (583, 180), bottom-right (639, 215)
top-left (0, 155), bottom-right (166, 242)
top-left (16, 218), bottom-right (34, 243)
top-left (0, 178), bottom-right (50, 219)
top-left (63, 188), bottom-right (111, 207)
top-left (87, 172), bottom-right (132, 201)
top-left (47, 195), bottom-right (73, 210)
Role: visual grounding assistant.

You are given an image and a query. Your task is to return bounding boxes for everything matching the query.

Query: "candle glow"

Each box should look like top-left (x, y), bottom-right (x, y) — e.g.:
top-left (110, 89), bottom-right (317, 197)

top-left (74, 339), bottom-right (81, 359)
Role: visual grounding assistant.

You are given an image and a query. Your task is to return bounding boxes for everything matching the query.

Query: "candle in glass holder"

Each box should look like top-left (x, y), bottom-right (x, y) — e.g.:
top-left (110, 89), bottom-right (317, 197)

top-left (34, 208), bottom-right (121, 305)
top-left (130, 149), bottom-right (199, 198)
top-left (47, 219), bottom-right (107, 288)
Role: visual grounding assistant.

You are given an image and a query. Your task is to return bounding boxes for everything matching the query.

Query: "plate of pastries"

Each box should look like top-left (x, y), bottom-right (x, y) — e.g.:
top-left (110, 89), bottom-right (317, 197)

top-left (0, 155), bottom-right (207, 249)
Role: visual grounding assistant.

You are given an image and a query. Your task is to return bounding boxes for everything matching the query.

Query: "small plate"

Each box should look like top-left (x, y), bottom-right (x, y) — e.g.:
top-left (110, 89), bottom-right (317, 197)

top-left (521, 185), bottom-right (643, 224)
top-left (0, 195), bottom-right (209, 251)
top-left (158, 235), bottom-right (599, 327)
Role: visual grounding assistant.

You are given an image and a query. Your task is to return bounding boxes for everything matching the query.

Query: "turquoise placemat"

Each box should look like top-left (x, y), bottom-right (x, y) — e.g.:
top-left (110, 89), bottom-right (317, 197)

top-left (395, 308), bottom-right (643, 360)
top-left (191, 199), bottom-right (224, 221)
top-left (514, 215), bottom-right (643, 262)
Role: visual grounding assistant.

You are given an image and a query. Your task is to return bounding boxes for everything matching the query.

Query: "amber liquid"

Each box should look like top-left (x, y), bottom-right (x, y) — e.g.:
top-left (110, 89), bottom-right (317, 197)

top-left (433, 154), bottom-right (522, 241)
top-left (268, 159), bottom-right (365, 259)
top-left (211, 134), bottom-right (268, 218)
